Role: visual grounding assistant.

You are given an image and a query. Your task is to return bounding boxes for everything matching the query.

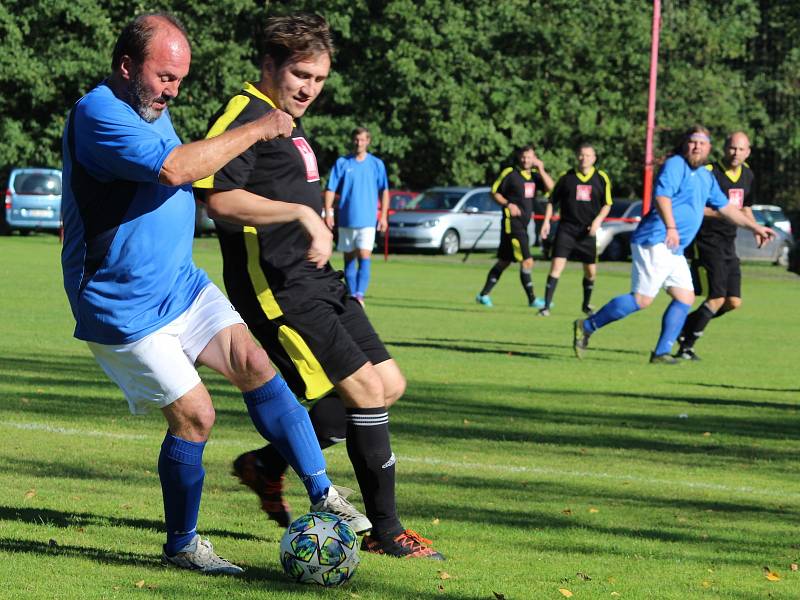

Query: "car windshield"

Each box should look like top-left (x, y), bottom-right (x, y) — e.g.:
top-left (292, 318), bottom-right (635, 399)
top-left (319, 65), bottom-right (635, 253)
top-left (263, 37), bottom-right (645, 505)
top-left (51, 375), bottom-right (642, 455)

top-left (752, 207), bottom-right (786, 226)
top-left (13, 172), bottom-right (61, 195)
top-left (409, 191), bottom-right (463, 211)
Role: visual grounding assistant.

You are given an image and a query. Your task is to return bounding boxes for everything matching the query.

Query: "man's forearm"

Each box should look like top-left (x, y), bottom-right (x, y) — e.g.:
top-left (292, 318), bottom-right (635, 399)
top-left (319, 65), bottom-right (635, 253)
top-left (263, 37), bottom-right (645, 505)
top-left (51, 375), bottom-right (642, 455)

top-left (206, 188), bottom-right (317, 228)
top-left (719, 203), bottom-right (758, 231)
top-left (539, 168), bottom-right (555, 192)
top-left (380, 189), bottom-right (390, 220)
top-left (493, 193), bottom-right (509, 207)
top-left (323, 190), bottom-right (336, 214)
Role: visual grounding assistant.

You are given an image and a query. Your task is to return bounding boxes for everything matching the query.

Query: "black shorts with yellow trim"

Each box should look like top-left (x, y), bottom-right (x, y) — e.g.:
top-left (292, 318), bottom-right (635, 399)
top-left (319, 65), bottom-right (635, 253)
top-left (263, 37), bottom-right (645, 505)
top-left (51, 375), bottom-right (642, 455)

top-left (552, 222), bottom-right (597, 264)
top-left (497, 217), bottom-right (531, 262)
top-left (218, 227), bottom-right (391, 400)
top-left (690, 244), bottom-right (741, 299)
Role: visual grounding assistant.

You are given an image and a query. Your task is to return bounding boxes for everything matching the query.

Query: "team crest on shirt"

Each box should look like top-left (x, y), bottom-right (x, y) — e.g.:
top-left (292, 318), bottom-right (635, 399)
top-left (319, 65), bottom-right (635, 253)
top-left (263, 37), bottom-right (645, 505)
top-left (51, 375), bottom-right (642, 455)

top-left (292, 137), bottom-right (320, 182)
top-left (728, 188), bottom-right (744, 209)
top-left (576, 185), bottom-right (593, 201)
top-left (524, 182), bottom-right (536, 198)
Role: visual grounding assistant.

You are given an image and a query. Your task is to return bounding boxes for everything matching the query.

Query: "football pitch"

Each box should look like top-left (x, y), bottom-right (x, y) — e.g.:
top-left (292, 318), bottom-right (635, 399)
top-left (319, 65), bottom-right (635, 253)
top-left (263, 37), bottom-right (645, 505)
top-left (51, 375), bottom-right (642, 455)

top-left (0, 235), bottom-right (797, 599)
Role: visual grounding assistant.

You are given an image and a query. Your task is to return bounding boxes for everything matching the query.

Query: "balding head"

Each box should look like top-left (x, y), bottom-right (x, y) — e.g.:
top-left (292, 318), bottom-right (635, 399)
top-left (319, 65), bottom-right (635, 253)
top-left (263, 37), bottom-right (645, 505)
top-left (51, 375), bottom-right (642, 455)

top-left (724, 131), bottom-right (751, 169)
top-left (111, 13), bottom-right (190, 72)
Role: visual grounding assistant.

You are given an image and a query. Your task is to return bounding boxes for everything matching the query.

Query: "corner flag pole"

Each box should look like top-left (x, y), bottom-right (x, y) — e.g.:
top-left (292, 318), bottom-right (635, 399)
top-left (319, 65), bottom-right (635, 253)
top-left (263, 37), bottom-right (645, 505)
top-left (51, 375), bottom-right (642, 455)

top-left (642, 0), bottom-right (661, 215)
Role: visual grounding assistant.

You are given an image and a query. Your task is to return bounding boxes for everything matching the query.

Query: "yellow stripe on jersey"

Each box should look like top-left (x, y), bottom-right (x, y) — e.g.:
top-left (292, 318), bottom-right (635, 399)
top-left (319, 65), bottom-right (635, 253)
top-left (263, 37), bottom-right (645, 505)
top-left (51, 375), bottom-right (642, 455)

top-left (242, 82), bottom-right (296, 128)
top-left (597, 169), bottom-right (613, 205)
top-left (243, 226), bottom-right (283, 319)
top-left (512, 238), bottom-right (523, 262)
top-left (503, 207), bottom-right (512, 233)
top-left (575, 167), bottom-right (596, 183)
top-left (277, 325), bottom-right (334, 400)
top-left (492, 167), bottom-right (514, 194)
top-left (194, 94), bottom-right (251, 189)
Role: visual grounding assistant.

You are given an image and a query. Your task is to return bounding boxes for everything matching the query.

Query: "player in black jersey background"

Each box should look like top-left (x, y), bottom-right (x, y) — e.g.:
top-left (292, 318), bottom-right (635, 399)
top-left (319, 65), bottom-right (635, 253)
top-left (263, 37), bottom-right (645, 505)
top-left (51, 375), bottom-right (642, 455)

top-left (476, 145), bottom-right (554, 308)
top-left (677, 131), bottom-right (756, 360)
top-left (539, 143), bottom-right (612, 316)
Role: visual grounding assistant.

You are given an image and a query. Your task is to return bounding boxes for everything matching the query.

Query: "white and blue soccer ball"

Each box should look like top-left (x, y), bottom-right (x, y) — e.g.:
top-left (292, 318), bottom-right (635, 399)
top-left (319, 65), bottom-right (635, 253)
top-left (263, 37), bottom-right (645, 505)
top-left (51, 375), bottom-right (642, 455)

top-left (279, 512), bottom-right (360, 586)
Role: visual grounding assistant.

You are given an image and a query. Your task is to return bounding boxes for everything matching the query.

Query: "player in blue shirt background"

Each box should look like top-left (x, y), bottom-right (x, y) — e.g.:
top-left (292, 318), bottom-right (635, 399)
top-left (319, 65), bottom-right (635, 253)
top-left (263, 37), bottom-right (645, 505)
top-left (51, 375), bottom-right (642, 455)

top-left (572, 125), bottom-right (774, 363)
top-left (324, 127), bottom-right (389, 305)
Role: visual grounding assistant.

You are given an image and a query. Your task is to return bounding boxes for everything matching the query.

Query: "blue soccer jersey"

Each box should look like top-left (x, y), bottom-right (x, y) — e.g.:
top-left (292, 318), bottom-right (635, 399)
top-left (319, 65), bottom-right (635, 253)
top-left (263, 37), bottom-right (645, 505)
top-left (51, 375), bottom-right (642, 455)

top-left (326, 153), bottom-right (388, 228)
top-left (632, 155), bottom-right (729, 253)
top-left (61, 83), bottom-right (210, 344)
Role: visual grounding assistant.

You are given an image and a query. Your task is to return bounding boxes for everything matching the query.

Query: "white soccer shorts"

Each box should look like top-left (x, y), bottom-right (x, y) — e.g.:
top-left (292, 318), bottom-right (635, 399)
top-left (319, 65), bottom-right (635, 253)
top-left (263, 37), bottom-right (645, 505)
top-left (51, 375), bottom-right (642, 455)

top-left (630, 242), bottom-right (693, 298)
top-left (337, 226), bottom-right (376, 252)
top-left (87, 283), bottom-right (244, 415)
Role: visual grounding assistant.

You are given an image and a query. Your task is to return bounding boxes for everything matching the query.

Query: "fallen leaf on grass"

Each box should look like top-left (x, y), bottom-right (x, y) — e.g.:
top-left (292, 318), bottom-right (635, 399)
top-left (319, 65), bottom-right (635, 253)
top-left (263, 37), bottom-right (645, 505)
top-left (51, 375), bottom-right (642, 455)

top-left (576, 572), bottom-right (592, 581)
top-left (562, 508), bottom-right (573, 516)
top-left (463, 419), bottom-right (471, 425)
top-left (24, 489), bottom-right (36, 499)
top-left (611, 593), bottom-right (620, 597)
top-left (492, 593), bottom-right (506, 600)
top-left (701, 580), bottom-right (711, 588)
top-left (702, 432), bottom-right (711, 437)
top-left (438, 571), bottom-right (451, 580)
top-left (791, 563), bottom-right (798, 572)
top-left (134, 580), bottom-right (145, 588)
top-left (437, 584), bottom-right (444, 592)
top-left (558, 589), bottom-right (573, 598)
top-left (763, 566), bottom-right (780, 581)
top-left (432, 518), bottom-right (440, 525)
top-left (588, 507), bottom-right (599, 513)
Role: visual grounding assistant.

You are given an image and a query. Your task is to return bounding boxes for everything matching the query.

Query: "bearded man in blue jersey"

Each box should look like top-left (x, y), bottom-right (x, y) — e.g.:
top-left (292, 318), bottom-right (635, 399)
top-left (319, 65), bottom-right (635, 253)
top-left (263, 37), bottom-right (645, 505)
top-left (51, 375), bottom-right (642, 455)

top-left (572, 125), bottom-right (774, 363)
top-left (323, 127), bottom-right (390, 305)
top-left (60, 12), bottom-right (364, 575)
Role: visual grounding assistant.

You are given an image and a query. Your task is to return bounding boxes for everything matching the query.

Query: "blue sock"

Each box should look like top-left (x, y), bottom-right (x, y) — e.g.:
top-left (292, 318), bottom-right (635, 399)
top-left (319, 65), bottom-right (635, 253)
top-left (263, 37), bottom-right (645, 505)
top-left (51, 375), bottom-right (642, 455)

top-left (355, 257), bottom-right (372, 296)
top-left (654, 299), bottom-right (691, 356)
top-left (243, 376), bottom-right (331, 504)
top-left (344, 258), bottom-right (358, 294)
top-left (159, 432), bottom-right (205, 556)
top-left (585, 293), bottom-right (639, 333)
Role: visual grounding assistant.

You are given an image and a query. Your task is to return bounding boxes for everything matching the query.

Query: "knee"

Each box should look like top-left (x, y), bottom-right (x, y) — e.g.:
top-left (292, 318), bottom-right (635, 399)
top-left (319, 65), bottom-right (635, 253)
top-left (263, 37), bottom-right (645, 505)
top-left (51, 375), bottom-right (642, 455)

top-left (522, 258), bottom-right (534, 270)
top-left (635, 294), bottom-right (653, 309)
top-left (726, 297), bottom-right (742, 311)
top-left (185, 403), bottom-right (216, 440)
top-left (232, 344), bottom-right (275, 390)
top-left (383, 373), bottom-right (406, 408)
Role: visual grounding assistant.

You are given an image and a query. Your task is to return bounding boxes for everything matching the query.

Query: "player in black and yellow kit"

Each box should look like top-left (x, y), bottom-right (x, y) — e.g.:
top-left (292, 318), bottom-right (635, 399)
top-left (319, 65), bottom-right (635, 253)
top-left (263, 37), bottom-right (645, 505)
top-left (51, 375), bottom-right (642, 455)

top-left (476, 145), bottom-right (554, 307)
top-left (195, 14), bottom-right (443, 560)
top-left (539, 143), bottom-right (612, 316)
top-left (677, 131), bottom-right (756, 360)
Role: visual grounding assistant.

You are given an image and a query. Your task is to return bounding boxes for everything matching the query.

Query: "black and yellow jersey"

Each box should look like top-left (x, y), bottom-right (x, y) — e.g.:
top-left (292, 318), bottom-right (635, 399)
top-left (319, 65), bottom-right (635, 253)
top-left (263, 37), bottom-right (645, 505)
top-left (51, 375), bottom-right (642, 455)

top-left (492, 166), bottom-right (545, 224)
top-left (195, 82), bottom-right (323, 275)
top-left (698, 162), bottom-right (755, 243)
top-left (549, 167), bottom-right (612, 228)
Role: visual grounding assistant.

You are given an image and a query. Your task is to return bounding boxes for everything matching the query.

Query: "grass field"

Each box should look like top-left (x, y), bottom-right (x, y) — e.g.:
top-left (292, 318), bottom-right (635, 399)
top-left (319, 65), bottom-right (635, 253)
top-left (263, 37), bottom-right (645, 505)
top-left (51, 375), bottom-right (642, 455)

top-left (0, 234), bottom-right (798, 599)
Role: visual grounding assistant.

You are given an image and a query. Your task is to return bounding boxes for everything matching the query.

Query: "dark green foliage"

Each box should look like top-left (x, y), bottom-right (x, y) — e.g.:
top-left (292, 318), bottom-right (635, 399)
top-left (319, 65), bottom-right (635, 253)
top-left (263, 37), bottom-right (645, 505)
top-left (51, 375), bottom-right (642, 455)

top-left (1, 1), bottom-right (797, 205)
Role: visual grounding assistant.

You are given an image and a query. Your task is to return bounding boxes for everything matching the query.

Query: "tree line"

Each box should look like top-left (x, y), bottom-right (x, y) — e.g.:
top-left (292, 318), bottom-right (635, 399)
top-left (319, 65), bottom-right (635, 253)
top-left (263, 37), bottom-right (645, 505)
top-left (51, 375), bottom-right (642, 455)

top-left (1, 0), bottom-right (797, 206)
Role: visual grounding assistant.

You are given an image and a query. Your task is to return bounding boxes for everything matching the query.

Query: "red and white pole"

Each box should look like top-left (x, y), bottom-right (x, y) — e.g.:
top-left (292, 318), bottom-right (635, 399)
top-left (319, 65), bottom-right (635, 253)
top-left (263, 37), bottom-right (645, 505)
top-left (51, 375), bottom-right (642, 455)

top-left (642, 0), bottom-right (661, 215)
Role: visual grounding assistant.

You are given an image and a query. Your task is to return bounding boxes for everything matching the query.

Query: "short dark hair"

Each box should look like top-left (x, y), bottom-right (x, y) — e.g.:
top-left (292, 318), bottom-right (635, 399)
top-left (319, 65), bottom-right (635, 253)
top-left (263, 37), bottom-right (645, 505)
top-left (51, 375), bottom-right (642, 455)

top-left (517, 144), bottom-right (536, 160)
top-left (352, 127), bottom-right (370, 139)
top-left (111, 13), bottom-right (189, 71)
top-left (576, 142), bottom-right (595, 153)
top-left (260, 13), bottom-right (334, 69)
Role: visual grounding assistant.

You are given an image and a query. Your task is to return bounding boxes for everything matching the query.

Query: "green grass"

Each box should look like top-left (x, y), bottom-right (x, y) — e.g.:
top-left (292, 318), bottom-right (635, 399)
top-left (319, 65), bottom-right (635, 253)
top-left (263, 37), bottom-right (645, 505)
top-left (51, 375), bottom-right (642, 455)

top-left (0, 234), bottom-right (798, 599)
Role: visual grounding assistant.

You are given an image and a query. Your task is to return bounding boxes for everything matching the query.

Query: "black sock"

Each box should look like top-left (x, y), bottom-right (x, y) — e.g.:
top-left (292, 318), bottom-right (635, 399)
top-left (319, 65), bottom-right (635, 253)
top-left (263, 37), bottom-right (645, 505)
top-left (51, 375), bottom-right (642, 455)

top-left (480, 263), bottom-right (504, 296)
top-left (545, 275), bottom-right (559, 309)
top-left (520, 269), bottom-right (535, 304)
top-left (346, 407), bottom-right (402, 539)
top-left (712, 305), bottom-right (731, 319)
top-left (582, 277), bottom-right (594, 309)
top-left (253, 395), bottom-right (346, 479)
top-left (681, 303), bottom-right (716, 348)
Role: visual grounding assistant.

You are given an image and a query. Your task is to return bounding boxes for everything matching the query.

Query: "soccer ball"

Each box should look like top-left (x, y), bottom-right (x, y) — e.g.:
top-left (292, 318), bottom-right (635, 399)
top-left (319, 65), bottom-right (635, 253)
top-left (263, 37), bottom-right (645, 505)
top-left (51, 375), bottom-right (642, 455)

top-left (279, 512), bottom-right (360, 586)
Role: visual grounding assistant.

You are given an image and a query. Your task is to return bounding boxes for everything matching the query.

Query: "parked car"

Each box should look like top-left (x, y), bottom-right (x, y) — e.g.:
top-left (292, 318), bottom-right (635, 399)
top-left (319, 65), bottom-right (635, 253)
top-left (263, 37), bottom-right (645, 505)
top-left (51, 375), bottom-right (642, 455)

top-left (4, 167), bottom-right (62, 234)
top-left (378, 186), bottom-right (536, 255)
top-left (597, 200), bottom-right (643, 260)
top-left (385, 189), bottom-right (418, 215)
top-left (736, 204), bottom-right (793, 265)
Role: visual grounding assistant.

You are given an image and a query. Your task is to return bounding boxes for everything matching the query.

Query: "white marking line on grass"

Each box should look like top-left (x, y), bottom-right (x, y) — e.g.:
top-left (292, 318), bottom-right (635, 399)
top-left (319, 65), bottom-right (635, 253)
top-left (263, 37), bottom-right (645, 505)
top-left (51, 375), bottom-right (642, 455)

top-left (5, 420), bottom-right (799, 501)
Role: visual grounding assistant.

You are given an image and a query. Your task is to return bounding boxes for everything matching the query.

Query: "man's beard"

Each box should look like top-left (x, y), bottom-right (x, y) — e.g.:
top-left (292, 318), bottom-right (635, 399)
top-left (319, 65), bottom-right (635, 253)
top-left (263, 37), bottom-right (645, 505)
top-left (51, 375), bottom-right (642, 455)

top-left (685, 153), bottom-right (705, 168)
top-left (129, 70), bottom-right (168, 123)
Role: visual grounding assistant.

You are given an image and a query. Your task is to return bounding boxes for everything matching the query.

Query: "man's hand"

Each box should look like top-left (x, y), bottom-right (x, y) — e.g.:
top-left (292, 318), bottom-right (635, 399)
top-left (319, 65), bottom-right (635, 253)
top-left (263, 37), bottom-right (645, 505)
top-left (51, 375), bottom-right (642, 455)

top-left (588, 223), bottom-right (600, 236)
top-left (665, 227), bottom-right (680, 250)
top-left (531, 154), bottom-right (545, 171)
top-left (507, 203), bottom-right (521, 217)
top-left (324, 212), bottom-right (335, 231)
top-left (303, 213), bottom-right (333, 268)
top-left (540, 220), bottom-right (551, 240)
top-left (754, 226), bottom-right (776, 248)
top-left (255, 110), bottom-right (293, 142)
top-left (377, 215), bottom-right (388, 232)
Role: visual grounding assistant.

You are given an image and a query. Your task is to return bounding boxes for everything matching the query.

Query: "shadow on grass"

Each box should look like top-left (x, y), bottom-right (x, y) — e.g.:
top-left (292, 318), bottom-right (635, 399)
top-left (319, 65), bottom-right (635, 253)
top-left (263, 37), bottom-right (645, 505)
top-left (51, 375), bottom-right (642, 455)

top-left (0, 506), bottom-right (263, 542)
top-left (692, 382), bottom-right (800, 394)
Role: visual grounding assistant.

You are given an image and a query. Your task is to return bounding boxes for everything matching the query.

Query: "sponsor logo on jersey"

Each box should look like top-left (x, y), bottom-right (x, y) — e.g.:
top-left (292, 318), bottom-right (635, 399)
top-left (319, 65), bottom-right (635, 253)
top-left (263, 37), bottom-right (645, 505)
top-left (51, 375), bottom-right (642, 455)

top-left (728, 188), bottom-right (744, 209)
top-left (524, 182), bottom-right (536, 198)
top-left (576, 185), bottom-right (593, 201)
top-left (292, 137), bottom-right (320, 182)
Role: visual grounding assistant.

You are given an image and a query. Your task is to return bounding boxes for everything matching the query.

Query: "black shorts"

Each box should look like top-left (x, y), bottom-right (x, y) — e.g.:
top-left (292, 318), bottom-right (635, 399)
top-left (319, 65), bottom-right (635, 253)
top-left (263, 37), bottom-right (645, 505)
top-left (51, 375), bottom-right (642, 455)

top-left (218, 232), bottom-right (391, 400)
top-left (690, 248), bottom-right (742, 299)
top-left (497, 219), bottom-right (531, 262)
top-left (553, 223), bottom-right (596, 263)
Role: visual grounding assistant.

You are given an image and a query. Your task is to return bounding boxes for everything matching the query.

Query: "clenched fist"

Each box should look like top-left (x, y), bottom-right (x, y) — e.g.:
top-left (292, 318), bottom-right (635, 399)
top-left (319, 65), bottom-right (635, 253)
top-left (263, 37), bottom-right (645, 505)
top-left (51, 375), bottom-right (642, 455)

top-left (256, 109), bottom-right (293, 142)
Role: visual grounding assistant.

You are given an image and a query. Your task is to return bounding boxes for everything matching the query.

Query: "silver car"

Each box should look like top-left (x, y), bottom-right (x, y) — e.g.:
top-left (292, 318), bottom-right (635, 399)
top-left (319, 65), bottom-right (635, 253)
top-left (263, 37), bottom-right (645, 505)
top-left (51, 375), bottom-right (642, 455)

top-left (3, 167), bottom-right (62, 234)
top-left (735, 204), bottom-right (793, 265)
top-left (380, 186), bottom-right (536, 255)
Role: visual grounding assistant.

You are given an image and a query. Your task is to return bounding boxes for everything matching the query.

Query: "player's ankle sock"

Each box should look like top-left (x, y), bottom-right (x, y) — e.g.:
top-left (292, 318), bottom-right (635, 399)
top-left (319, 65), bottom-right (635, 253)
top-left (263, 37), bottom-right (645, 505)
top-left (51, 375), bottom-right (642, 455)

top-left (711, 305), bottom-right (730, 319)
top-left (520, 267), bottom-right (535, 304)
top-left (309, 395), bottom-right (347, 448)
top-left (159, 431), bottom-right (205, 556)
top-left (344, 258), bottom-right (358, 295)
top-left (585, 293), bottom-right (639, 333)
top-left (243, 376), bottom-right (331, 504)
top-left (355, 257), bottom-right (371, 297)
top-left (480, 263), bottom-right (504, 296)
top-left (681, 303), bottom-right (715, 347)
top-left (582, 277), bottom-right (595, 308)
top-left (544, 275), bottom-right (559, 309)
top-left (346, 407), bottom-right (403, 539)
top-left (654, 299), bottom-right (691, 356)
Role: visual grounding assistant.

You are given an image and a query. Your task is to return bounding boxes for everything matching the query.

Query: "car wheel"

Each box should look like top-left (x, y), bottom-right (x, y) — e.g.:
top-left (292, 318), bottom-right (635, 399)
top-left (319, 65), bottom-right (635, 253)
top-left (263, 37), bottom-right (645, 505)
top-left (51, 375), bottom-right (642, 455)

top-left (19, 229), bottom-right (31, 236)
top-left (775, 242), bottom-right (791, 267)
top-left (440, 229), bottom-right (460, 255)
